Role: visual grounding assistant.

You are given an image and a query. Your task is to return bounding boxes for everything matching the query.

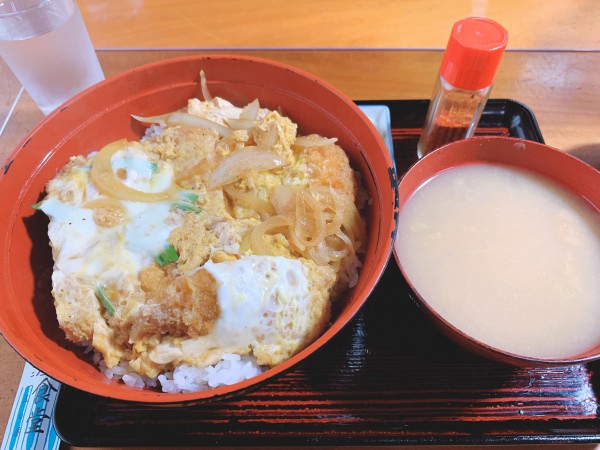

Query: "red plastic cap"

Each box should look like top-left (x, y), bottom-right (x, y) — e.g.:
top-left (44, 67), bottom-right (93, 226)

top-left (440, 17), bottom-right (508, 91)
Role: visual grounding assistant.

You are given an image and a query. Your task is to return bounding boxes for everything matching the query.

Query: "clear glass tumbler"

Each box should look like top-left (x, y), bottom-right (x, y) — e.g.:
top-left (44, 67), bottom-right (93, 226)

top-left (0, 0), bottom-right (105, 115)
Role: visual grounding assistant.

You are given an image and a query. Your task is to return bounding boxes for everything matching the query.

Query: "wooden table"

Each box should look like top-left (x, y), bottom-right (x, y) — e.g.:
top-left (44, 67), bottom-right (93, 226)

top-left (78, 0), bottom-right (600, 50)
top-left (1, 49), bottom-right (599, 449)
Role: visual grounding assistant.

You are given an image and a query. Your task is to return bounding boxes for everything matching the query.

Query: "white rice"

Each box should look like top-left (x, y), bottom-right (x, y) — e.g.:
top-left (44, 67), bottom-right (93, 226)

top-left (158, 355), bottom-right (263, 393)
top-left (95, 351), bottom-right (264, 393)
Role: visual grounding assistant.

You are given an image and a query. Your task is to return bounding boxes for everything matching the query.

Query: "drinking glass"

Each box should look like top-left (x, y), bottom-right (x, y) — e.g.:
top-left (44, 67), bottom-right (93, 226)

top-left (0, 0), bottom-right (105, 115)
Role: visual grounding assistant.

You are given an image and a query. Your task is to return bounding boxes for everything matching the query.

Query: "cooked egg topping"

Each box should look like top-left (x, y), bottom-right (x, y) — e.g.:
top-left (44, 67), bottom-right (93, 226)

top-left (39, 94), bottom-right (367, 382)
top-left (164, 256), bottom-right (324, 368)
top-left (110, 145), bottom-right (173, 193)
top-left (41, 148), bottom-right (181, 278)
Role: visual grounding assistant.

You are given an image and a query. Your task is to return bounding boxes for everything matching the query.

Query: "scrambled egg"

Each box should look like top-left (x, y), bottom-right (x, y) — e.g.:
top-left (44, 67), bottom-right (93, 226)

top-left (38, 95), bottom-right (366, 383)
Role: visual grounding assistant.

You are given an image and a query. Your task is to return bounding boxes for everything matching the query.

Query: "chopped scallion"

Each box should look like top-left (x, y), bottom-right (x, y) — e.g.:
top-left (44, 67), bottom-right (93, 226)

top-left (174, 192), bottom-right (202, 214)
top-left (174, 203), bottom-right (196, 212)
top-left (95, 285), bottom-right (116, 316)
top-left (31, 202), bottom-right (42, 210)
top-left (183, 192), bottom-right (199, 203)
top-left (155, 244), bottom-right (179, 266)
top-left (174, 203), bottom-right (203, 214)
top-left (149, 162), bottom-right (159, 172)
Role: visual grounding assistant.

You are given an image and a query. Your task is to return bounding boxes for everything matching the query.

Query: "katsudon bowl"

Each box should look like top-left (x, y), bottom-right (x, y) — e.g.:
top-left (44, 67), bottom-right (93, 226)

top-left (0, 55), bottom-right (397, 403)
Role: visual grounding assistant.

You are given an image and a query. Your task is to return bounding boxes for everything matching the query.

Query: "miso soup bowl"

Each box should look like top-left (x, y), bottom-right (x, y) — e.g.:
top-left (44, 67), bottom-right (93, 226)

top-left (393, 136), bottom-right (600, 367)
top-left (0, 55), bottom-right (397, 402)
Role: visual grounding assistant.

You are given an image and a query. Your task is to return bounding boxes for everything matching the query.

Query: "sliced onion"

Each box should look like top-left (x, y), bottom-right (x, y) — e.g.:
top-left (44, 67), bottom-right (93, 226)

top-left (306, 232), bottom-right (352, 265)
top-left (240, 99), bottom-right (260, 120)
top-left (224, 185), bottom-right (276, 217)
top-left (238, 230), bottom-right (252, 254)
top-left (307, 246), bottom-right (329, 266)
top-left (83, 197), bottom-right (128, 227)
top-left (131, 113), bottom-right (171, 127)
top-left (207, 147), bottom-right (286, 189)
top-left (309, 185), bottom-right (344, 235)
top-left (257, 121), bottom-right (278, 150)
top-left (250, 215), bottom-right (291, 255)
top-left (175, 157), bottom-right (213, 182)
top-left (200, 70), bottom-right (212, 101)
top-left (90, 140), bottom-right (172, 202)
top-left (323, 233), bottom-right (352, 261)
top-left (167, 112), bottom-right (232, 137)
top-left (270, 185), bottom-right (297, 215)
top-left (293, 136), bottom-right (338, 147)
top-left (224, 100), bottom-right (260, 130)
top-left (226, 118), bottom-right (255, 130)
top-left (83, 197), bottom-right (127, 212)
top-left (342, 202), bottom-right (367, 248)
top-left (294, 189), bottom-right (326, 248)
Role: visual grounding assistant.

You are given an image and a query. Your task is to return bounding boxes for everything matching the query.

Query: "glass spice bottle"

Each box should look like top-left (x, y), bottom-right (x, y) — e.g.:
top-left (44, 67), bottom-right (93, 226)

top-left (417, 17), bottom-right (508, 159)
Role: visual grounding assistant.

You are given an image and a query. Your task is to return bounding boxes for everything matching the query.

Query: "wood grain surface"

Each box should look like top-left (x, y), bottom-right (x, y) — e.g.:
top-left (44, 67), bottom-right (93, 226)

top-left (78, 0), bottom-right (600, 50)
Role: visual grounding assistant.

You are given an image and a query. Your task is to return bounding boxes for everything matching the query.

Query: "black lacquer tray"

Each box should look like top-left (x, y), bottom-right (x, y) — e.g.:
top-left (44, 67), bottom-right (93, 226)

top-left (54, 99), bottom-right (600, 447)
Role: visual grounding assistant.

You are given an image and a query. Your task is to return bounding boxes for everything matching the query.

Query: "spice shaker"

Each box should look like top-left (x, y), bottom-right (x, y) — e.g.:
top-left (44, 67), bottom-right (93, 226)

top-left (417, 17), bottom-right (508, 158)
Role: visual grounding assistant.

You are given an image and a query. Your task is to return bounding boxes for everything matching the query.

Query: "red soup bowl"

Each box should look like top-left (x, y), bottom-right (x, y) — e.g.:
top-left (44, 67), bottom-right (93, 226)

top-left (393, 136), bottom-right (600, 367)
top-left (0, 55), bottom-right (397, 402)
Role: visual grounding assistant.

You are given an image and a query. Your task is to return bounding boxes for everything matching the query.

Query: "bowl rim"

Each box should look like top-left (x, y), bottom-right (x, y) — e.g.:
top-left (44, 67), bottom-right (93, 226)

top-left (392, 135), bottom-right (600, 367)
top-left (0, 54), bottom-right (397, 402)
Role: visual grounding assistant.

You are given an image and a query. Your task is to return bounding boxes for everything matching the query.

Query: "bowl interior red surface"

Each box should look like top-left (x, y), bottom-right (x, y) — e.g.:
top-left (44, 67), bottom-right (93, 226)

top-left (393, 136), bottom-right (600, 366)
top-left (0, 55), bottom-right (396, 402)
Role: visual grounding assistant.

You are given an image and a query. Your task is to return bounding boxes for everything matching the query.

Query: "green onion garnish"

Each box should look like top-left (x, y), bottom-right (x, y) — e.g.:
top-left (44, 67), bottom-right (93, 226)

top-left (95, 285), bottom-right (116, 316)
top-left (31, 202), bottom-right (42, 210)
top-left (174, 203), bottom-right (204, 214)
top-left (174, 203), bottom-right (196, 212)
top-left (183, 192), bottom-right (199, 203)
top-left (174, 192), bottom-right (202, 214)
top-left (155, 244), bottom-right (179, 266)
top-left (149, 162), bottom-right (159, 172)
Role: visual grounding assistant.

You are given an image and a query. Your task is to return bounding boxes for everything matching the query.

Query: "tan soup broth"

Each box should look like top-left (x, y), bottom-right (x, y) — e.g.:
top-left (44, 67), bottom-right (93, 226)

top-left (395, 162), bottom-right (600, 359)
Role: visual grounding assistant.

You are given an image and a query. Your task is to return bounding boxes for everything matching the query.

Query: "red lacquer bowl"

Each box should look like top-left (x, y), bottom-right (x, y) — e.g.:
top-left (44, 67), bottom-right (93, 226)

top-left (393, 136), bottom-right (600, 367)
top-left (0, 55), bottom-right (397, 402)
